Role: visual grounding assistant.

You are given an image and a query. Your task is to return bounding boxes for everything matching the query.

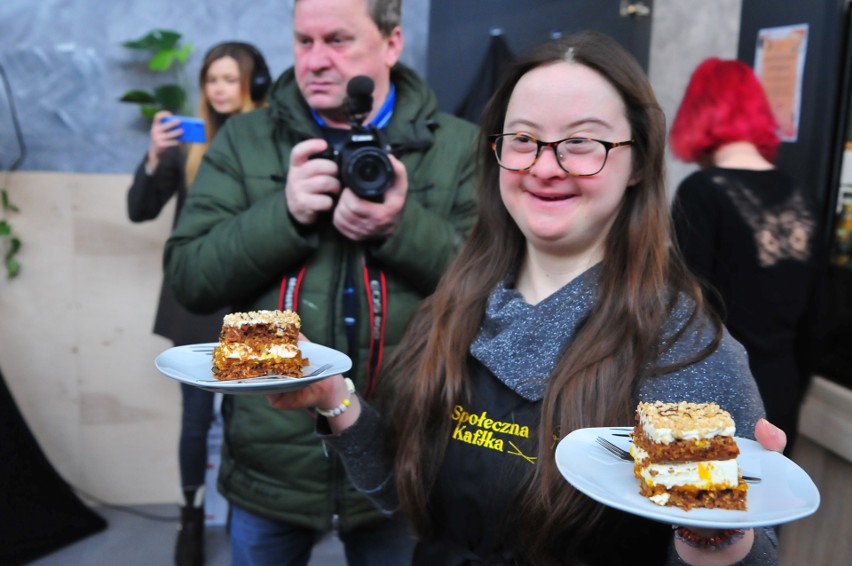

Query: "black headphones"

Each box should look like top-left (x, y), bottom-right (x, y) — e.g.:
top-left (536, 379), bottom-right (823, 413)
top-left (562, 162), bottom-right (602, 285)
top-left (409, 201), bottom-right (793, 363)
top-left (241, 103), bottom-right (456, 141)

top-left (204, 41), bottom-right (272, 102)
top-left (242, 42), bottom-right (272, 102)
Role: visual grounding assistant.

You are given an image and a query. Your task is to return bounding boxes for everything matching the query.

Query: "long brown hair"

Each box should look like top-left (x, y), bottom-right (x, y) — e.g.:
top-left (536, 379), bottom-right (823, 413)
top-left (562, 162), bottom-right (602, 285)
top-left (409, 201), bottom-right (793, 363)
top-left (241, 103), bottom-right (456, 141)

top-left (185, 42), bottom-right (269, 185)
top-left (381, 31), bottom-right (720, 562)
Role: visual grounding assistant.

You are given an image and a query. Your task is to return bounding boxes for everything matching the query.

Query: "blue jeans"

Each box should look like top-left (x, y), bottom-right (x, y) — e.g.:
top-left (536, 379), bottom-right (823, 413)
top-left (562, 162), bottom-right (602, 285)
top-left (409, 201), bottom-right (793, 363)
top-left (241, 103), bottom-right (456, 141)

top-left (178, 383), bottom-right (215, 489)
top-left (230, 504), bottom-right (416, 566)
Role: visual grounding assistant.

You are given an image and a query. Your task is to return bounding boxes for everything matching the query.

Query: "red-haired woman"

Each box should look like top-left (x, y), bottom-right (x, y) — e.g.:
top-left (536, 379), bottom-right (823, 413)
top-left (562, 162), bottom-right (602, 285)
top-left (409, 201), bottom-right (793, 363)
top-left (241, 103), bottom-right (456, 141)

top-left (669, 57), bottom-right (820, 454)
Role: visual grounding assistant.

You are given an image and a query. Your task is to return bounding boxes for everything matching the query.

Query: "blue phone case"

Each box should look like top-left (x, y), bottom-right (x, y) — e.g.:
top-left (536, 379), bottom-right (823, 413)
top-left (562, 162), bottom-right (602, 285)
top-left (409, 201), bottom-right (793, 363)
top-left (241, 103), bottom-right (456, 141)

top-left (163, 115), bottom-right (206, 143)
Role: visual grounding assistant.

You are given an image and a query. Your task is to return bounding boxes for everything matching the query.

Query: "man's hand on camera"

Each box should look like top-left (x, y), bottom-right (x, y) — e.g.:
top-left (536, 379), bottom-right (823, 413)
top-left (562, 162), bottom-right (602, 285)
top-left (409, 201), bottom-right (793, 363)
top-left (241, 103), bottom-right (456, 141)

top-left (285, 139), bottom-right (342, 226)
top-left (333, 154), bottom-right (408, 241)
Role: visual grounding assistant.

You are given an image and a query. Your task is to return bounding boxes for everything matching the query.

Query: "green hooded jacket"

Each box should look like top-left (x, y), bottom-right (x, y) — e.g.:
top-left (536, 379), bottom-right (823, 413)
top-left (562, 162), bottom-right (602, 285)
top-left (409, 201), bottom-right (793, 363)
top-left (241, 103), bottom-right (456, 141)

top-left (163, 64), bottom-right (478, 532)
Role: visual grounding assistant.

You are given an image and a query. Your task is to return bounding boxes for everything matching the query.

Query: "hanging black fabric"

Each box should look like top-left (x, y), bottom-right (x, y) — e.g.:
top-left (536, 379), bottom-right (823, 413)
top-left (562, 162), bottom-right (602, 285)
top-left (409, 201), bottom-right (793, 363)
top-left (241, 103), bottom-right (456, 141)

top-left (454, 32), bottom-right (515, 124)
top-left (0, 367), bottom-right (107, 565)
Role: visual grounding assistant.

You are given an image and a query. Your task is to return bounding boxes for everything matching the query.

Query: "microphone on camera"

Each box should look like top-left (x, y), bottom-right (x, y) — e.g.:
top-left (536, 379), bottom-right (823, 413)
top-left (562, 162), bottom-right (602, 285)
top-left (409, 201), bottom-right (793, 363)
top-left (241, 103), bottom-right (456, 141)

top-left (346, 75), bottom-right (374, 124)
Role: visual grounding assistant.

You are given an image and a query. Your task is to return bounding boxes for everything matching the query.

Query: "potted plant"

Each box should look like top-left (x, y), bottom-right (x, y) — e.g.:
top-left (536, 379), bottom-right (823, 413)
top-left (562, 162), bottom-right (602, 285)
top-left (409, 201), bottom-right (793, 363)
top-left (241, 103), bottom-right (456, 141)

top-left (119, 29), bottom-right (194, 120)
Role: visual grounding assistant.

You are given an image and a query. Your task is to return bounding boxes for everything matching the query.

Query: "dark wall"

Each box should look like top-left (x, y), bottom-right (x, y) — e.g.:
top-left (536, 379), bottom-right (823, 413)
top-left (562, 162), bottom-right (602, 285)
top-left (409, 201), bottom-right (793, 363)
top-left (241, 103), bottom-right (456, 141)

top-left (426, 0), bottom-right (653, 117)
top-left (739, 0), bottom-right (852, 388)
top-left (738, 0), bottom-right (849, 218)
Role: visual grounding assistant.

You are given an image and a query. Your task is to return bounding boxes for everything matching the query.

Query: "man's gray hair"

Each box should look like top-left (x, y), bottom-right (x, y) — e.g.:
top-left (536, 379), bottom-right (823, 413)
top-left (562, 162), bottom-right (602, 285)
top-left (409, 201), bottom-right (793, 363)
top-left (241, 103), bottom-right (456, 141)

top-left (369, 0), bottom-right (402, 37)
top-left (293, 0), bottom-right (401, 37)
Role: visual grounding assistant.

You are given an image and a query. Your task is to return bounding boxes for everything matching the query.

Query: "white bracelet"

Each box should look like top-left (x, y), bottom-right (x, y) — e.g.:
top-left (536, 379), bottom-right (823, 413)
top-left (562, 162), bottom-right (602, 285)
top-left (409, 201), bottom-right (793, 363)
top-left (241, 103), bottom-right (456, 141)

top-left (315, 378), bottom-right (355, 418)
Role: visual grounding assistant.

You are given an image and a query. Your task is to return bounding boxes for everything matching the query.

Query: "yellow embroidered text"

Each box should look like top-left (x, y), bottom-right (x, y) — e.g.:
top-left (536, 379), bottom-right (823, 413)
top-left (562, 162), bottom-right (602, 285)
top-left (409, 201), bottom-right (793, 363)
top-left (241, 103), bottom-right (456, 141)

top-left (450, 405), bottom-right (532, 459)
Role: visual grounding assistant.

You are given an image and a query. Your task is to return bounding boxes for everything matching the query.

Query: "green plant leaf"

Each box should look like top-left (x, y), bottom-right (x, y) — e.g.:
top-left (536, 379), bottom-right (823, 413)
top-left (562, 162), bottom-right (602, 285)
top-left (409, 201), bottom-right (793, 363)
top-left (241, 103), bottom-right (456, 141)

top-left (119, 90), bottom-right (158, 104)
top-left (3, 234), bottom-right (20, 278)
top-left (120, 28), bottom-right (192, 122)
top-left (141, 105), bottom-right (160, 120)
top-left (2, 189), bottom-right (14, 211)
top-left (149, 50), bottom-right (177, 72)
top-left (6, 260), bottom-right (20, 278)
top-left (122, 29), bottom-right (182, 52)
top-left (6, 236), bottom-right (20, 255)
top-left (175, 44), bottom-right (193, 65)
top-left (154, 84), bottom-right (186, 112)
top-left (0, 220), bottom-right (10, 236)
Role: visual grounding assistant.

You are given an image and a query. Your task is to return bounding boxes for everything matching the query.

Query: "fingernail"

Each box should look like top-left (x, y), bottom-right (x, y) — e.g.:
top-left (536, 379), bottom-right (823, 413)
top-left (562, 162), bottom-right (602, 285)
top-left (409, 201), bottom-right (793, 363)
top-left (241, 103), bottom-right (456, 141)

top-left (759, 418), bottom-right (782, 437)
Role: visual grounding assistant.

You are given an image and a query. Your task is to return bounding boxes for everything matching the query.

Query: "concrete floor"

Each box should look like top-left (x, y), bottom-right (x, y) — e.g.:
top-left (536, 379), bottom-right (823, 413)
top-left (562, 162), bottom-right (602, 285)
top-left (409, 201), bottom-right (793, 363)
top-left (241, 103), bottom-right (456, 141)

top-left (23, 435), bottom-right (851, 566)
top-left (26, 504), bottom-right (345, 566)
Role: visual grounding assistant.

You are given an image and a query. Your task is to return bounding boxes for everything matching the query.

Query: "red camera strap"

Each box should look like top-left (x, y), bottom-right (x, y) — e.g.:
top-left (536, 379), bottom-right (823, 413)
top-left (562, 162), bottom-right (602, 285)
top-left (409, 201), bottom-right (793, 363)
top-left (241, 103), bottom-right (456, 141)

top-left (279, 260), bottom-right (386, 400)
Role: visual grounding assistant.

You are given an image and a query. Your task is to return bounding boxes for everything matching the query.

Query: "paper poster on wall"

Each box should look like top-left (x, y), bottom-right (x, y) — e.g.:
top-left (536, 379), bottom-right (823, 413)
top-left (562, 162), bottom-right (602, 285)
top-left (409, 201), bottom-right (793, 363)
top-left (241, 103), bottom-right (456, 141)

top-left (754, 24), bottom-right (809, 142)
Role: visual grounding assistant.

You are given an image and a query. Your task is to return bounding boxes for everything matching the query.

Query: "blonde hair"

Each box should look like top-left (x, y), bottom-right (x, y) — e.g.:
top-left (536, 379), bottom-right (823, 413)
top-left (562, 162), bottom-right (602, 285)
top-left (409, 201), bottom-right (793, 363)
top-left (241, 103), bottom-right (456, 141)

top-left (185, 42), bottom-right (269, 185)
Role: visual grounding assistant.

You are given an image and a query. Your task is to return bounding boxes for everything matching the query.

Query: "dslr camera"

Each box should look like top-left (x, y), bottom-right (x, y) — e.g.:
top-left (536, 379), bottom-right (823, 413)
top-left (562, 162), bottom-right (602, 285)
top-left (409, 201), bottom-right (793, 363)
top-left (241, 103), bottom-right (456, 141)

top-left (311, 76), bottom-right (395, 202)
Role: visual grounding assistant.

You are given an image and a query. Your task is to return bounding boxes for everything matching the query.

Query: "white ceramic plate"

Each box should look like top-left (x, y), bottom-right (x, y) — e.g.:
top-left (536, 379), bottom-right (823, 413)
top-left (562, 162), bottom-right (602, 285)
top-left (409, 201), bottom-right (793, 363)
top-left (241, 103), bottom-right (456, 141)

top-left (155, 341), bottom-right (352, 395)
top-left (555, 427), bottom-right (820, 528)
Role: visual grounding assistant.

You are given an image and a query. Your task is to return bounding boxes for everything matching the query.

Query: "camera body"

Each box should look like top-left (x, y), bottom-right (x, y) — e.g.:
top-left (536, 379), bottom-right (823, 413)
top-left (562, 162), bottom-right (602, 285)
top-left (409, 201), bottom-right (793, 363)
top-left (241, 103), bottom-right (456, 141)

top-left (309, 75), bottom-right (395, 202)
top-left (313, 124), bottom-right (394, 202)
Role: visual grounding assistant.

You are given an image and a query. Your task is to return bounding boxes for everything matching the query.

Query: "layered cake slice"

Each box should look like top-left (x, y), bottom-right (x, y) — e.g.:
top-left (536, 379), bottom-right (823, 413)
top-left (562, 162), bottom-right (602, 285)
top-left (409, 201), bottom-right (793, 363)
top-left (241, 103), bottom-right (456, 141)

top-left (211, 310), bottom-right (307, 381)
top-left (630, 401), bottom-right (747, 510)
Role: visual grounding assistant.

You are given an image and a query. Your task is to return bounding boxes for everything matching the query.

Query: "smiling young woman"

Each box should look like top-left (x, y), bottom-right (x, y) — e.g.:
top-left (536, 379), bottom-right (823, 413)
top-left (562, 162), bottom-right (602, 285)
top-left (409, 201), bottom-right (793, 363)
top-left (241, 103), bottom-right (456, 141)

top-left (264, 31), bottom-right (783, 566)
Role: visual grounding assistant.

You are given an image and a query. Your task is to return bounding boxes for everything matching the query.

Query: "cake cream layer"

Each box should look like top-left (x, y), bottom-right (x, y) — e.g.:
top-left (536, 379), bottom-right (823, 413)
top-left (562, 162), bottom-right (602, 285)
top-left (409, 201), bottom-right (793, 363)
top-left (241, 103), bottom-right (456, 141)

top-left (216, 342), bottom-right (300, 360)
top-left (636, 401), bottom-right (735, 444)
top-left (630, 445), bottom-right (740, 489)
top-left (632, 422), bottom-right (740, 463)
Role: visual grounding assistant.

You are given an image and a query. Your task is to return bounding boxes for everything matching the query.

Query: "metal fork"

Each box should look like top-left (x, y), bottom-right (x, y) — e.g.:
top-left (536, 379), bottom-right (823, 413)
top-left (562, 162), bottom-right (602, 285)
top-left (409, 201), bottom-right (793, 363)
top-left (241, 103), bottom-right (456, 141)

top-left (222, 363), bottom-right (335, 384)
top-left (595, 436), bottom-right (761, 484)
top-left (304, 363), bottom-right (333, 377)
top-left (244, 363), bottom-right (335, 382)
top-left (595, 436), bottom-right (635, 461)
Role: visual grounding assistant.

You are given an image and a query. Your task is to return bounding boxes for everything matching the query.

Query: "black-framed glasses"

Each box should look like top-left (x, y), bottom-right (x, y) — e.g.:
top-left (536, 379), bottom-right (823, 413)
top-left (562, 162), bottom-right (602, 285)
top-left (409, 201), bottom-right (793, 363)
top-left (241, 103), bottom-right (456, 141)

top-left (490, 133), bottom-right (635, 176)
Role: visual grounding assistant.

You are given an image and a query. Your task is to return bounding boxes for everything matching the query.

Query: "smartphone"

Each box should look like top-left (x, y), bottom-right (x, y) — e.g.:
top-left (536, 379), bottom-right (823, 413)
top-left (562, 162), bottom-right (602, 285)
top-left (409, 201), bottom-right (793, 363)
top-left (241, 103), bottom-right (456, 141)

top-left (162, 115), bottom-right (206, 143)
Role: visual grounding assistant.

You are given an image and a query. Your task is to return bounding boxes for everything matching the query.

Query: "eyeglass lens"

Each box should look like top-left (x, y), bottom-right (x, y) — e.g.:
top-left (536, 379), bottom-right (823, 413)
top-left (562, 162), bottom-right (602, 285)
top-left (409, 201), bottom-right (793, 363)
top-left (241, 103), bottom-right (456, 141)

top-left (494, 134), bottom-right (609, 175)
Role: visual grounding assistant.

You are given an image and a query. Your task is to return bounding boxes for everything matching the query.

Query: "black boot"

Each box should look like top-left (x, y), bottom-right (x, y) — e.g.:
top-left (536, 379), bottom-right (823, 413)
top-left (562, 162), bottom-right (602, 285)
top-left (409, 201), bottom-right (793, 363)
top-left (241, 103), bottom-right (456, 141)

top-left (175, 487), bottom-right (205, 566)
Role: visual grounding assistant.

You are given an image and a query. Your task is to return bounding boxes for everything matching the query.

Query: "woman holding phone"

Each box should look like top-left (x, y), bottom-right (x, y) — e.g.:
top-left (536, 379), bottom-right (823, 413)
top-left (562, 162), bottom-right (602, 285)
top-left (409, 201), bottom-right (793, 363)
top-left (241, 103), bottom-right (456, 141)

top-left (126, 41), bottom-right (271, 566)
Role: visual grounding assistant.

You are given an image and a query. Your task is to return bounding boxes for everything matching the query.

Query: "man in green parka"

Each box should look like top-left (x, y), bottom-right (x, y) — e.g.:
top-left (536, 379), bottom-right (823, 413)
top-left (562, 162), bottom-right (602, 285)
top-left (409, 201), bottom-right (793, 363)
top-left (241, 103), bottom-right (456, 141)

top-left (163, 0), bottom-right (478, 563)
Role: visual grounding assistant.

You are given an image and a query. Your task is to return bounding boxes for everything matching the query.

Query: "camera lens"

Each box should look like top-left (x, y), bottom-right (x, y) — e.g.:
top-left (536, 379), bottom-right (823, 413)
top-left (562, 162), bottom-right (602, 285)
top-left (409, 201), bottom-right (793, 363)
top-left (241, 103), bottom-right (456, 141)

top-left (343, 147), bottom-right (394, 200)
top-left (356, 156), bottom-right (383, 183)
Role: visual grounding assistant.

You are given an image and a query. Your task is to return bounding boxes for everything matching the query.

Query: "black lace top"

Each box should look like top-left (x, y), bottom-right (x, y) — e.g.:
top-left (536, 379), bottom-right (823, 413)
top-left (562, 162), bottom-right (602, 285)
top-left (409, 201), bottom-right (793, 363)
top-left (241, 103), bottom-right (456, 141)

top-left (671, 167), bottom-right (819, 438)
